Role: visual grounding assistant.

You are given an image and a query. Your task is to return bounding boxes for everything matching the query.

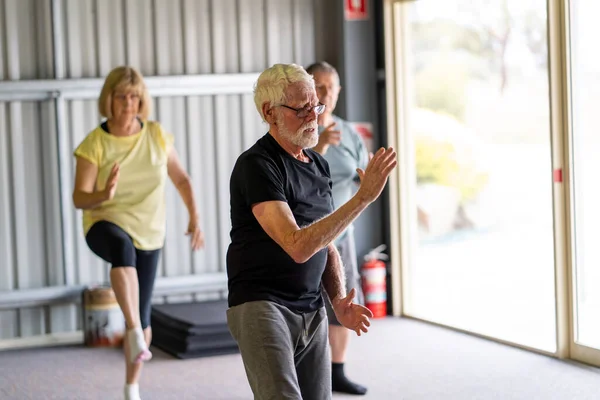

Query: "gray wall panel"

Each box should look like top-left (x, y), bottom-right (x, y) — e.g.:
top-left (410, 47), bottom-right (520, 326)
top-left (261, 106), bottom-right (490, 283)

top-left (293, 0), bottom-right (315, 66)
top-left (0, 103), bottom-right (17, 339)
top-left (8, 103), bottom-right (30, 289)
top-left (35, 0), bottom-right (55, 79)
top-left (64, 0), bottom-right (98, 78)
top-left (4, 0), bottom-right (53, 79)
top-left (265, 0), bottom-right (295, 66)
top-left (154, 0), bottom-right (185, 75)
top-left (40, 102), bottom-right (62, 287)
top-left (186, 96), bottom-right (219, 273)
top-left (4, 0), bottom-right (21, 79)
top-left (0, 1), bottom-right (5, 80)
top-left (238, 0), bottom-right (268, 151)
top-left (158, 97), bottom-right (193, 277)
top-left (124, 0), bottom-right (155, 74)
top-left (238, 0), bottom-right (267, 73)
top-left (211, 0), bottom-right (241, 270)
top-left (212, 0), bottom-right (239, 74)
top-left (182, 0), bottom-right (212, 74)
top-left (0, 310), bottom-right (17, 339)
top-left (0, 104), bottom-right (15, 292)
top-left (241, 94), bottom-right (266, 150)
top-left (214, 95), bottom-right (243, 268)
top-left (11, 102), bottom-right (48, 337)
top-left (39, 101), bottom-right (74, 333)
top-left (19, 103), bottom-right (48, 290)
top-left (96, 0), bottom-right (127, 75)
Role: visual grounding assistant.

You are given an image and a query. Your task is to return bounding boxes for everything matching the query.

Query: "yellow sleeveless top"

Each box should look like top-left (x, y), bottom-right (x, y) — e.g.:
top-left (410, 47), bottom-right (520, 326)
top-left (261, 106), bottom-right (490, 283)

top-left (73, 120), bottom-right (173, 250)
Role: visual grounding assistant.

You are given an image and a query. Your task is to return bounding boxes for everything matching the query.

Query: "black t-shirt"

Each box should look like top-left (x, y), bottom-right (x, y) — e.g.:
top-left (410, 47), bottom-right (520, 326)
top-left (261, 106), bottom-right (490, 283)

top-left (227, 133), bottom-right (334, 312)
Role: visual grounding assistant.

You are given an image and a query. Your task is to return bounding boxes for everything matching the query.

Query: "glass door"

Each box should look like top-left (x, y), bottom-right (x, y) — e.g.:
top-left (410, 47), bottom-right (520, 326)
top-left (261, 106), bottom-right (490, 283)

top-left (399, 0), bottom-right (557, 352)
top-left (566, 0), bottom-right (600, 366)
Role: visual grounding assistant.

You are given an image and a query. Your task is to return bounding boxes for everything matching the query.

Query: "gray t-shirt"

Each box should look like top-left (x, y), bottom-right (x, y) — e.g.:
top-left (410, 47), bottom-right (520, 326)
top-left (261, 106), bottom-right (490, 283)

top-left (318, 115), bottom-right (369, 243)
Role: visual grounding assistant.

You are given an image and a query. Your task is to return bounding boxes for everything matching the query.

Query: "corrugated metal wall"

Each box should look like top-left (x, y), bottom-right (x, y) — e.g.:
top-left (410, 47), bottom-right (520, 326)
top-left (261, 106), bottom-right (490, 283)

top-left (0, 0), bottom-right (316, 341)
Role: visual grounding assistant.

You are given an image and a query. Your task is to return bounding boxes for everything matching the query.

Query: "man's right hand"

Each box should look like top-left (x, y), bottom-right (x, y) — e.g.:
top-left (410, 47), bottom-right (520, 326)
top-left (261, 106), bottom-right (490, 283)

top-left (355, 147), bottom-right (397, 204)
top-left (103, 163), bottom-right (120, 201)
top-left (313, 122), bottom-right (341, 155)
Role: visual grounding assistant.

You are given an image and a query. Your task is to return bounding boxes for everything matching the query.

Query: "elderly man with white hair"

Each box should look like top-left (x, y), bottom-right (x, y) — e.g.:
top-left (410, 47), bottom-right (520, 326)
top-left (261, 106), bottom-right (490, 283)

top-left (226, 63), bottom-right (396, 400)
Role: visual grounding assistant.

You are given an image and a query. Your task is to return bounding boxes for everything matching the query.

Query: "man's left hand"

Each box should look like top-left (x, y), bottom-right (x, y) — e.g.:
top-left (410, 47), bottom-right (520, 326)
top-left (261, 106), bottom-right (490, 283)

top-left (332, 288), bottom-right (373, 336)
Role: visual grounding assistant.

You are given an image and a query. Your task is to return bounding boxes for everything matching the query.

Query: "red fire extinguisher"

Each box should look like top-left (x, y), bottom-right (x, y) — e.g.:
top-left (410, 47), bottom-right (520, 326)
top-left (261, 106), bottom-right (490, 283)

top-left (361, 245), bottom-right (389, 319)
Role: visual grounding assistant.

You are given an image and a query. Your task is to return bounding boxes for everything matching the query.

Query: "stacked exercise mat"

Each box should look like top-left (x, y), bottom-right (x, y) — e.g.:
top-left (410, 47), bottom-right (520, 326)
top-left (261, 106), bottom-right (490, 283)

top-left (150, 299), bottom-right (239, 359)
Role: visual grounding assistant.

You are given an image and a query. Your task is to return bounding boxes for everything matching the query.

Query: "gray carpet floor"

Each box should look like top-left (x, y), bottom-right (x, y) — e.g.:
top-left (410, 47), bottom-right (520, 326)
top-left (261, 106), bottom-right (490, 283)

top-left (1, 318), bottom-right (599, 400)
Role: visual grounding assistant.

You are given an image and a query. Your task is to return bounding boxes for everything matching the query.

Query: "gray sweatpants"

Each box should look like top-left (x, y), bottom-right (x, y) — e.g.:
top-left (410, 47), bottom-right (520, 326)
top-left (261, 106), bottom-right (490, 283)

top-left (226, 300), bottom-right (331, 400)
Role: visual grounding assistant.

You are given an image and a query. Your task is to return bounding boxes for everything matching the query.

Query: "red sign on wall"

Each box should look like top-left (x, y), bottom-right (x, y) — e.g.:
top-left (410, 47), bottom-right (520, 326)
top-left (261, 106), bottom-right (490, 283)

top-left (345, 0), bottom-right (368, 21)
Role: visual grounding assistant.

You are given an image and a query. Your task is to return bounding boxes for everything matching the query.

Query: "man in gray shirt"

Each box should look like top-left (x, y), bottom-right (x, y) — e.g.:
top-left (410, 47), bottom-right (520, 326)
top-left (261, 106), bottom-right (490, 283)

top-left (307, 61), bottom-right (369, 395)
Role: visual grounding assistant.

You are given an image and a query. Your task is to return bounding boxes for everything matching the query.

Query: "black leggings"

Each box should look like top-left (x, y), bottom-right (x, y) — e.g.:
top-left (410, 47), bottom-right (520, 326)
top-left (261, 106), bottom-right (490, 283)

top-left (86, 220), bottom-right (161, 329)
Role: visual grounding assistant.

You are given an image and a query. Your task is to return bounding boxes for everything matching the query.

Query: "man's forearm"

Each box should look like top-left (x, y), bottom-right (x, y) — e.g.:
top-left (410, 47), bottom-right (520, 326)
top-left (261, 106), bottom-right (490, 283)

top-left (322, 244), bottom-right (346, 302)
top-left (290, 195), bottom-right (368, 263)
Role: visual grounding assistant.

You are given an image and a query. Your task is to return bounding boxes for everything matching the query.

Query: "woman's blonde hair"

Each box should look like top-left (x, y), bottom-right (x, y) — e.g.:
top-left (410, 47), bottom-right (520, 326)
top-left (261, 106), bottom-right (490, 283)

top-left (98, 66), bottom-right (151, 120)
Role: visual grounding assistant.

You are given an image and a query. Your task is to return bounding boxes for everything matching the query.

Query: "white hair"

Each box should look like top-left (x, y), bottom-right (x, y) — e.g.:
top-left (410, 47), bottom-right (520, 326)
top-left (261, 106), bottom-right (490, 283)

top-left (253, 63), bottom-right (315, 122)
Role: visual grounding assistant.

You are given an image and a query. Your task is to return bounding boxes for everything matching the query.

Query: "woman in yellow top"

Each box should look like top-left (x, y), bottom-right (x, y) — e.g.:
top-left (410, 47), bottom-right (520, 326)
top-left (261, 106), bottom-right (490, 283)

top-left (72, 66), bottom-right (204, 400)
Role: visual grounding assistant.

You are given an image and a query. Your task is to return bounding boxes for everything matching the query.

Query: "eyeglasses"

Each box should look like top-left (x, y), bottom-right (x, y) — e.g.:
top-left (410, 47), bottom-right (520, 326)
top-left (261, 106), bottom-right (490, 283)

top-left (113, 92), bottom-right (140, 102)
top-left (278, 103), bottom-right (326, 119)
